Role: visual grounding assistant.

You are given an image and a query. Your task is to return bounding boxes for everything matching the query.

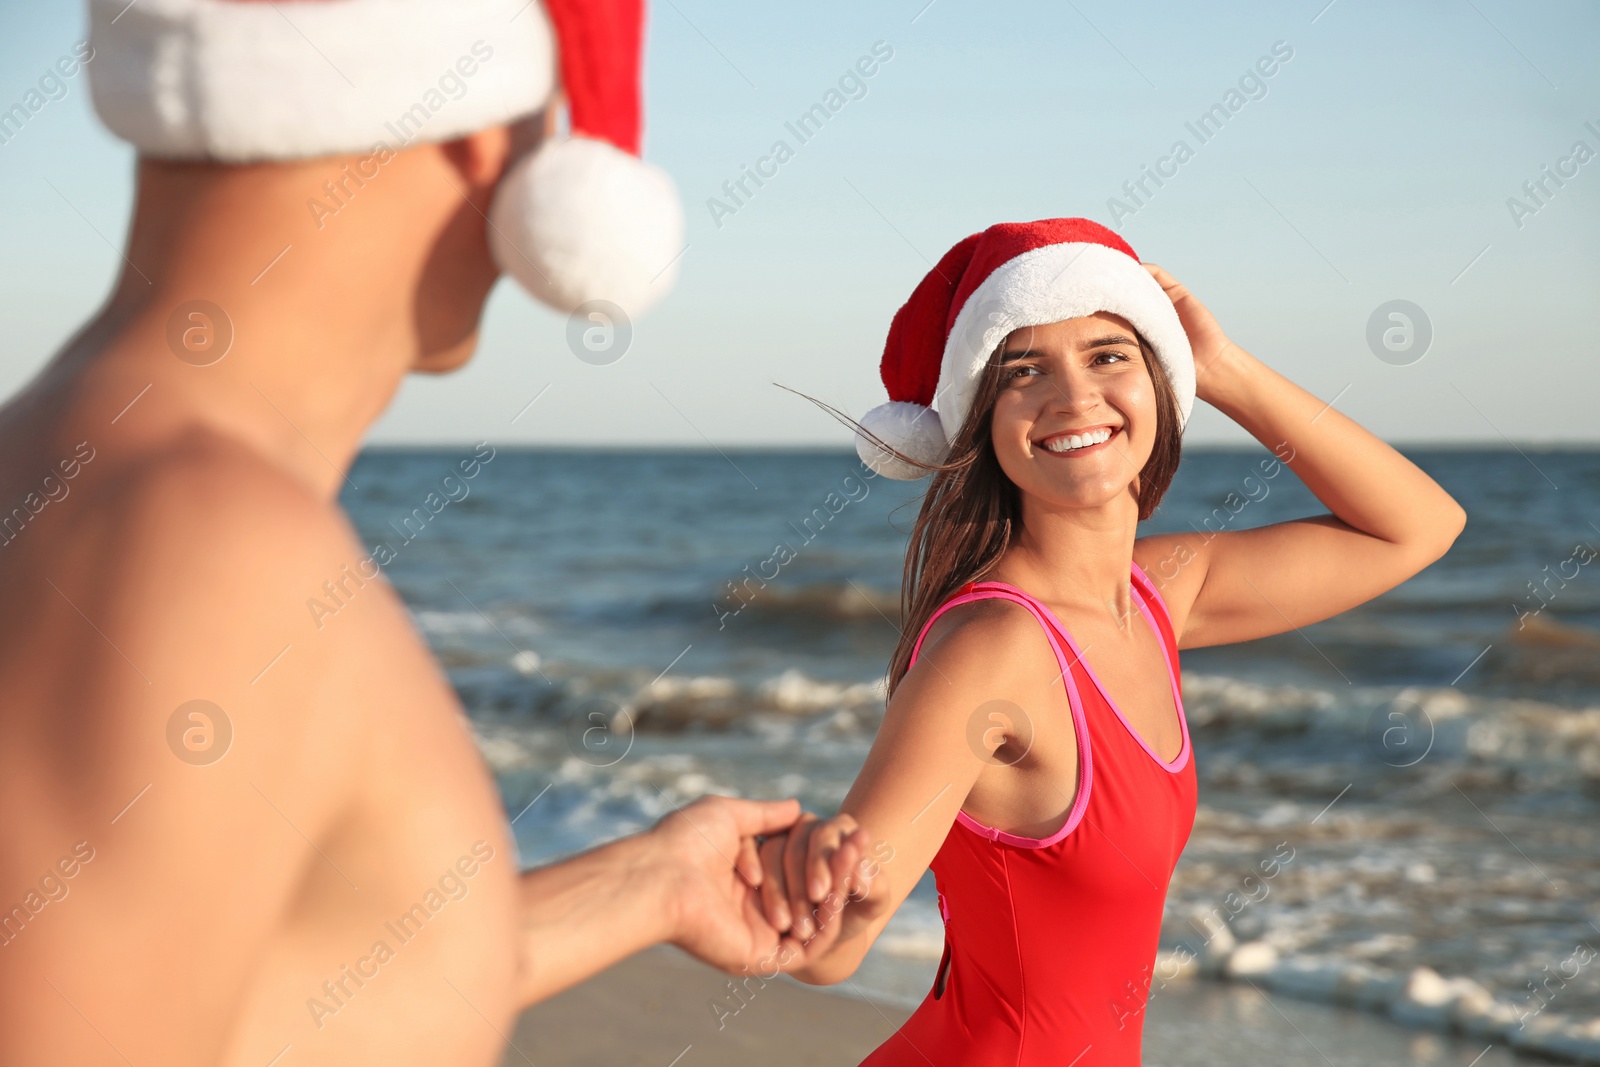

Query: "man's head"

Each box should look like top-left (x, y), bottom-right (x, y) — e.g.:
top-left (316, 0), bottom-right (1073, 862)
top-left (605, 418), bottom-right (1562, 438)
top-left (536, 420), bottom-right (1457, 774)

top-left (123, 110), bottom-right (548, 374)
top-left (90, 0), bottom-right (685, 365)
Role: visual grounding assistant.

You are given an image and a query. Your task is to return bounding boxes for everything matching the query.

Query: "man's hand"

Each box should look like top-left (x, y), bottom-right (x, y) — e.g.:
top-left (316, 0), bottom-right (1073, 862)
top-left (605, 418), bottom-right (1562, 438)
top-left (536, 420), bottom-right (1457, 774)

top-left (650, 795), bottom-right (803, 974)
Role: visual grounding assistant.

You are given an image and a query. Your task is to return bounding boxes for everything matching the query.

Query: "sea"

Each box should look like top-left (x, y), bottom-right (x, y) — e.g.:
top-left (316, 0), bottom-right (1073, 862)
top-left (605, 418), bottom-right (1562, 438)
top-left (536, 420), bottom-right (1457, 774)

top-left (343, 445), bottom-right (1600, 1062)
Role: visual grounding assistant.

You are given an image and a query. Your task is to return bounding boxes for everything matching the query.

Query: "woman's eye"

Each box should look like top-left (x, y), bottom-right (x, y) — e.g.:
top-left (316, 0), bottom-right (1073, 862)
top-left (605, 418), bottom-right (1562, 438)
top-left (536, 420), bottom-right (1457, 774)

top-left (1004, 364), bottom-right (1039, 381)
top-left (1095, 351), bottom-right (1131, 365)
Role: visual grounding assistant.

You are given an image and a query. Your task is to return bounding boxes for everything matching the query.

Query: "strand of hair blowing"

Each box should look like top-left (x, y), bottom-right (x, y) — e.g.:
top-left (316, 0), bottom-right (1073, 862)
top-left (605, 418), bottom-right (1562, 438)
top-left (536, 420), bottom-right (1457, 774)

top-left (784, 334), bottom-right (1183, 700)
top-left (886, 354), bottom-right (1017, 693)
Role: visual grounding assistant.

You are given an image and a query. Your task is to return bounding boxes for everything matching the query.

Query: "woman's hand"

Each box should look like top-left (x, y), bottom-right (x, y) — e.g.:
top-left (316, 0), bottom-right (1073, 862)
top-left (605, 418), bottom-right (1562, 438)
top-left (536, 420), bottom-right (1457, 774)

top-left (756, 812), bottom-right (888, 976)
top-left (1144, 263), bottom-right (1244, 402)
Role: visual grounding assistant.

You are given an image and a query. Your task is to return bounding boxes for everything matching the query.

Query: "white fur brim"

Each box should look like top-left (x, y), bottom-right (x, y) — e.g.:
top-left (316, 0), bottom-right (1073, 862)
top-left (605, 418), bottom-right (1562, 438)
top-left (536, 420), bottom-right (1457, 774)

top-left (488, 136), bottom-right (685, 315)
top-left (856, 401), bottom-right (946, 480)
top-left (87, 0), bottom-right (555, 161)
top-left (939, 243), bottom-right (1196, 442)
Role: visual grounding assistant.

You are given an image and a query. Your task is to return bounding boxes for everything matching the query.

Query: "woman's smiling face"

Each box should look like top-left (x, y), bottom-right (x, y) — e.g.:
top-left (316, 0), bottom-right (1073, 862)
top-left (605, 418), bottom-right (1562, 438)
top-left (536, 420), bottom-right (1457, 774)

top-left (988, 311), bottom-right (1158, 509)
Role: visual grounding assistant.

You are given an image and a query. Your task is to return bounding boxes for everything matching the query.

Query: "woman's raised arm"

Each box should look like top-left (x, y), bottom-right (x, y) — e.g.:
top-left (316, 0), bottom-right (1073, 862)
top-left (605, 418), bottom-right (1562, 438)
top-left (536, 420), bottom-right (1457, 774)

top-left (1133, 264), bottom-right (1467, 650)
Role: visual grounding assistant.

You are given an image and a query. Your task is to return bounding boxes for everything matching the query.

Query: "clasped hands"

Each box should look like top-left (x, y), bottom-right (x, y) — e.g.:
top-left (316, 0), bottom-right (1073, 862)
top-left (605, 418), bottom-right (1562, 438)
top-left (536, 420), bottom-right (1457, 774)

top-left (650, 796), bottom-right (888, 980)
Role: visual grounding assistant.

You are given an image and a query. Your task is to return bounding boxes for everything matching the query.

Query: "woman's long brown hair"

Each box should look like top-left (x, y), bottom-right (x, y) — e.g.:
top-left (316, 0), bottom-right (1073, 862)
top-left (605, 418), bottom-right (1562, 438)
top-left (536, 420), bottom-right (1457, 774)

top-left (795, 330), bottom-right (1183, 699)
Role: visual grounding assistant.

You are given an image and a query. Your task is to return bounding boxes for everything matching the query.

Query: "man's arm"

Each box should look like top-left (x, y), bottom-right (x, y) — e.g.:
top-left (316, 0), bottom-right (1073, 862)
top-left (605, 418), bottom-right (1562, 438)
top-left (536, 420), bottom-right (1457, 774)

top-left (512, 795), bottom-right (801, 1007)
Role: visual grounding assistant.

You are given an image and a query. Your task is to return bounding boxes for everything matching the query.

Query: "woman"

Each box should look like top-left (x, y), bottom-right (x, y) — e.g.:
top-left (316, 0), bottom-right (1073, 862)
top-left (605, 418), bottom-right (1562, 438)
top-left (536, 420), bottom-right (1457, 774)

top-left (757, 218), bottom-right (1466, 1065)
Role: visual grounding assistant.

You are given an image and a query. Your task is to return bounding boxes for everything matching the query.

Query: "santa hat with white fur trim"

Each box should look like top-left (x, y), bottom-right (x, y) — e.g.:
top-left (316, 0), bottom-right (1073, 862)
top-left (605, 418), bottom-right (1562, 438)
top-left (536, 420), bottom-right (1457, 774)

top-left (857, 217), bottom-right (1196, 480)
top-left (86, 0), bottom-right (684, 316)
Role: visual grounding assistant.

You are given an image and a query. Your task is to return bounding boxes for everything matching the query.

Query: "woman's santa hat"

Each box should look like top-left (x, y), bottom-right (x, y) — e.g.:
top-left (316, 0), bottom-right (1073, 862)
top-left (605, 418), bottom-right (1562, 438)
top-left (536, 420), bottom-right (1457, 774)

top-left (857, 217), bottom-right (1196, 480)
top-left (86, 0), bottom-right (684, 316)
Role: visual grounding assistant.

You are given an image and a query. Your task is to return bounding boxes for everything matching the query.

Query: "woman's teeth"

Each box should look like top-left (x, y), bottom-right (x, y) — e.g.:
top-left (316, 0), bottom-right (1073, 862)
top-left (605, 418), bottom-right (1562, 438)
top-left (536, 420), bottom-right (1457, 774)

top-left (1042, 427), bottom-right (1114, 453)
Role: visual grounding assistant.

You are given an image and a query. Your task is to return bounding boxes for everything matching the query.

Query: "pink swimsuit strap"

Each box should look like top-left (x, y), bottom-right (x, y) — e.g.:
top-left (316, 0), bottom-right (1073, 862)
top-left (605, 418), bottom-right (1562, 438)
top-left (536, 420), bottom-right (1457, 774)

top-left (970, 562), bottom-right (1191, 774)
top-left (906, 580), bottom-right (1098, 848)
top-left (905, 561), bottom-right (1186, 846)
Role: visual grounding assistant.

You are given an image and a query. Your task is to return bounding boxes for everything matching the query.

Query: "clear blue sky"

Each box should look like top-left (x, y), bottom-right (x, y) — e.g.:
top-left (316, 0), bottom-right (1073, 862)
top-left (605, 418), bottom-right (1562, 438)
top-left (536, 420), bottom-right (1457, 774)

top-left (2, 0), bottom-right (1596, 446)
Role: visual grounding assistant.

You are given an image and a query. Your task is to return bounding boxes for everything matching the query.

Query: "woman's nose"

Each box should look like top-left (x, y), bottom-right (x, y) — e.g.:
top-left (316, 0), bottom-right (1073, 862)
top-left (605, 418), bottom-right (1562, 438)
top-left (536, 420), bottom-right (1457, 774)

top-left (1043, 364), bottom-right (1098, 416)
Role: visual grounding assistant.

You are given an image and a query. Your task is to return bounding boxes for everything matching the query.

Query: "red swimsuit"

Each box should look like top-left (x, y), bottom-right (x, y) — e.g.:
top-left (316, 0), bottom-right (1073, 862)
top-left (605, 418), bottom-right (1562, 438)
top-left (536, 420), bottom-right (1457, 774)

top-left (860, 562), bottom-right (1197, 1066)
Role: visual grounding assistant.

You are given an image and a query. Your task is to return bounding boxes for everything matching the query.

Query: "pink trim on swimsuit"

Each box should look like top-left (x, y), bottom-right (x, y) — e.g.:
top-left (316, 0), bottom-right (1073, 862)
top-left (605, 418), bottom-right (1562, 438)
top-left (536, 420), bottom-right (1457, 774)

top-left (906, 565), bottom-right (1192, 848)
top-left (907, 586), bottom-right (1095, 850)
top-left (1129, 559), bottom-right (1177, 630)
top-left (972, 569), bottom-right (1191, 775)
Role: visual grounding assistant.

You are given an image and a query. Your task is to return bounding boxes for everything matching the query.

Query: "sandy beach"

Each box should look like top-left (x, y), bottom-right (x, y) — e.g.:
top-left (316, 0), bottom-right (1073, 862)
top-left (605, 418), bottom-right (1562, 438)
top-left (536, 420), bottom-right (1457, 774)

top-left (501, 945), bottom-right (909, 1065)
top-left (502, 946), bottom-right (1572, 1066)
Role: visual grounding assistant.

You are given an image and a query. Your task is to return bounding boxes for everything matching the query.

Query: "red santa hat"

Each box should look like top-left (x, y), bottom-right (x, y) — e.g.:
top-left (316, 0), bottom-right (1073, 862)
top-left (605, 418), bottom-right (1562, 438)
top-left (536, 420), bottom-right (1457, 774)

top-left (857, 217), bottom-right (1196, 480)
top-left (86, 0), bottom-right (684, 316)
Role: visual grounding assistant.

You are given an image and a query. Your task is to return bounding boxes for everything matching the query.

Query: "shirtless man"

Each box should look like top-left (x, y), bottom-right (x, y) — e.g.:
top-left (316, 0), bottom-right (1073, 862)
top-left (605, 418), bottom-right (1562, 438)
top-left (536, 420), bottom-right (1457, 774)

top-left (0, 4), bottom-right (831, 1064)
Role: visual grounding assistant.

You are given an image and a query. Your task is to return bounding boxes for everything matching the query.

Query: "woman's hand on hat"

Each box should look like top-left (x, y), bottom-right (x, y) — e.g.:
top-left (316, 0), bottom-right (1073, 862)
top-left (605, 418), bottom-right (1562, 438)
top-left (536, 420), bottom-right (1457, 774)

top-left (1144, 263), bottom-right (1242, 401)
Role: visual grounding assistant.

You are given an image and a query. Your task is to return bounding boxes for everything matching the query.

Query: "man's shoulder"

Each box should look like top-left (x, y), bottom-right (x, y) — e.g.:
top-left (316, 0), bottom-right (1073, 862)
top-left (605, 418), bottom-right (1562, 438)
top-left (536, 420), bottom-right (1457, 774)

top-left (54, 427), bottom-right (411, 701)
top-left (95, 426), bottom-right (356, 565)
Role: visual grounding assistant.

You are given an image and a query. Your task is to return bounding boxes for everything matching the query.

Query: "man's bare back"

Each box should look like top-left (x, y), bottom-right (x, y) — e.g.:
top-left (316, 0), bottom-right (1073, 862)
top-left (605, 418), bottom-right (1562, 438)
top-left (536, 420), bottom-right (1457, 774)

top-left (0, 121), bottom-right (823, 1065)
top-left (0, 373), bottom-right (525, 1062)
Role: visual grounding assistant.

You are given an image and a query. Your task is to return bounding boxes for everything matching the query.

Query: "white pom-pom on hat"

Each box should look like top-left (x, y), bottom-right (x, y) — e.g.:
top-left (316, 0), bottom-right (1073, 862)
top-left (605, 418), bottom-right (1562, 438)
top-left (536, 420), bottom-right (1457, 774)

top-left (494, 0), bottom-right (684, 315)
top-left (856, 401), bottom-right (948, 481)
top-left (489, 135), bottom-right (684, 315)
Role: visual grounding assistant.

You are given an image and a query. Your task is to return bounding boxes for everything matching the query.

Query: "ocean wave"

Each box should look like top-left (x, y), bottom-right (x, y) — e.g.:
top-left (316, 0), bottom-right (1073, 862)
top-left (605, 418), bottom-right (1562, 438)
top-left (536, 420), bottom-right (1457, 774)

top-left (1147, 941), bottom-right (1600, 1062)
top-left (1180, 672), bottom-right (1600, 790)
top-left (458, 663), bottom-right (888, 736)
top-left (458, 650), bottom-right (1600, 791)
top-left (627, 669), bottom-right (886, 731)
top-left (1148, 789), bottom-right (1600, 1064)
top-left (412, 607), bottom-right (542, 637)
top-left (1491, 613), bottom-right (1600, 687)
top-left (483, 731), bottom-right (753, 862)
top-left (637, 580), bottom-right (903, 630)
top-left (730, 580), bottom-right (901, 621)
